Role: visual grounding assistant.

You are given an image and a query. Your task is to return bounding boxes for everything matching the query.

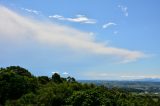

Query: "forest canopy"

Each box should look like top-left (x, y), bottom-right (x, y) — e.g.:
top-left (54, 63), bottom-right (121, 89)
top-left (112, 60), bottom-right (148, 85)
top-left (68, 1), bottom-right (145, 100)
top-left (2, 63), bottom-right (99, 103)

top-left (0, 66), bottom-right (160, 106)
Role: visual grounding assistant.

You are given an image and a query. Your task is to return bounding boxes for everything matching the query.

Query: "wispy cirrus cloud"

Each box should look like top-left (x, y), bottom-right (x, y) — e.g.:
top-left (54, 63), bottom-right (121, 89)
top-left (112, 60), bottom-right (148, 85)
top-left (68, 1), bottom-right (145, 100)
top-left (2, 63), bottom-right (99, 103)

top-left (21, 8), bottom-right (40, 15)
top-left (102, 22), bottom-right (117, 29)
top-left (118, 5), bottom-right (128, 17)
top-left (49, 14), bottom-right (96, 24)
top-left (0, 6), bottom-right (145, 63)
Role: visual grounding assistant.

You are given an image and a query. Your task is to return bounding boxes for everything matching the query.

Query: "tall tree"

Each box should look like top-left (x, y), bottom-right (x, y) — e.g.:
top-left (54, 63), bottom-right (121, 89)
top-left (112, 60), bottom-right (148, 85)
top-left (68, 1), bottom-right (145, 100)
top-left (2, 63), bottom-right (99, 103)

top-left (52, 73), bottom-right (62, 83)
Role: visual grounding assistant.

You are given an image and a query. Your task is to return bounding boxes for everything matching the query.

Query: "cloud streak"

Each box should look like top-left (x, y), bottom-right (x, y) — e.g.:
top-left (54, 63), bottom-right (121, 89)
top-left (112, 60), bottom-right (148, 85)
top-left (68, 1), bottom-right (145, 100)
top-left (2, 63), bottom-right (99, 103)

top-left (102, 22), bottom-right (117, 29)
top-left (49, 14), bottom-right (96, 24)
top-left (0, 6), bottom-right (145, 63)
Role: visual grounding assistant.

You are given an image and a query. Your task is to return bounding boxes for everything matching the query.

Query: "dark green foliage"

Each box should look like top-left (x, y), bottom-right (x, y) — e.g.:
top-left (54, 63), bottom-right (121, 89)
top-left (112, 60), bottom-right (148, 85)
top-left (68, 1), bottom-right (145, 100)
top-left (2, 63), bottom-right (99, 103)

top-left (67, 76), bottom-right (76, 83)
top-left (6, 66), bottom-right (32, 77)
top-left (66, 89), bottom-right (102, 106)
top-left (1, 66), bottom-right (160, 106)
top-left (38, 76), bottom-right (50, 84)
top-left (0, 66), bottom-right (38, 105)
top-left (51, 73), bottom-right (62, 83)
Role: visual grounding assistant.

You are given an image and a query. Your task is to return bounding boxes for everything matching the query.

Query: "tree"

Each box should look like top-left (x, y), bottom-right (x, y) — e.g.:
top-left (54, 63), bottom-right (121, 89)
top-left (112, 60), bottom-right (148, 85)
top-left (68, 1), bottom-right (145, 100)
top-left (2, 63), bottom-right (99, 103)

top-left (0, 67), bottom-right (38, 105)
top-left (38, 76), bottom-right (50, 84)
top-left (66, 89), bottom-right (102, 106)
top-left (52, 73), bottom-right (62, 83)
top-left (67, 76), bottom-right (76, 83)
top-left (6, 66), bottom-right (32, 77)
top-left (1, 66), bottom-right (160, 106)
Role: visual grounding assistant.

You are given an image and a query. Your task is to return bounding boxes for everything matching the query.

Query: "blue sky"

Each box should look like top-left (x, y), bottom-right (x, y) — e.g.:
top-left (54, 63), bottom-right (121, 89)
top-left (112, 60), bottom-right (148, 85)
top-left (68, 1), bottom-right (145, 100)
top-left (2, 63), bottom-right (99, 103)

top-left (0, 0), bottom-right (160, 80)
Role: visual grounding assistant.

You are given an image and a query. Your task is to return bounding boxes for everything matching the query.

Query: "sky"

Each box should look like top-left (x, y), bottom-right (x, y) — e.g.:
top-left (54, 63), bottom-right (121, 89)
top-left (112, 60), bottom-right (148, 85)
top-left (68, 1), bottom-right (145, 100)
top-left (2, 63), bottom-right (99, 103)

top-left (0, 0), bottom-right (160, 80)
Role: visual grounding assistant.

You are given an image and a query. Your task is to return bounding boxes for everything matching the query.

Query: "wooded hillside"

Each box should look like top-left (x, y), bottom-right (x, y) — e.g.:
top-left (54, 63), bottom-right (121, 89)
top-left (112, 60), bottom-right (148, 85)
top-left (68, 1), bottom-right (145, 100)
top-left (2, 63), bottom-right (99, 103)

top-left (0, 66), bottom-right (160, 106)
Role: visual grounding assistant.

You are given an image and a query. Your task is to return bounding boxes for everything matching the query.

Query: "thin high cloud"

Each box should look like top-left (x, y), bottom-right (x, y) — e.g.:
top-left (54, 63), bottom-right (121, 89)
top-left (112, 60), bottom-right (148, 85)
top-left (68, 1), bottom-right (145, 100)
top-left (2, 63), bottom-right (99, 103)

top-left (0, 6), bottom-right (145, 63)
top-left (83, 71), bottom-right (160, 80)
top-left (21, 8), bottom-right (40, 15)
top-left (118, 5), bottom-right (128, 17)
top-left (120, 75), bottom-right (160, 79)
top-left (49, 14), bottom-right (96, 24)
top-left (102, 22), bottom-right (117, 29)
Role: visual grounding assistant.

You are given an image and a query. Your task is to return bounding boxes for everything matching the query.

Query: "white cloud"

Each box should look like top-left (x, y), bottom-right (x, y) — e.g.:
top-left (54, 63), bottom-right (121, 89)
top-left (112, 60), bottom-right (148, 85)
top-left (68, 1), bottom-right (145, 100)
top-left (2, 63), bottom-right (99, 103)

top-left (0, 6), bottom-right (145, 63)
top-left (62, 72), bottom-right (69, 75)
top-left (102, 22), bottom-right (117, 29)
top-left (52, 72), bottom-right (59, 74)
top-left (21, 8), bottom-right (40, 15)
top-left (118, 5), bottom-right (128, 17)
top-left (49, 15), bottom-right (63, 19)
top-left (49, 14), bottom-right (96, 24)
